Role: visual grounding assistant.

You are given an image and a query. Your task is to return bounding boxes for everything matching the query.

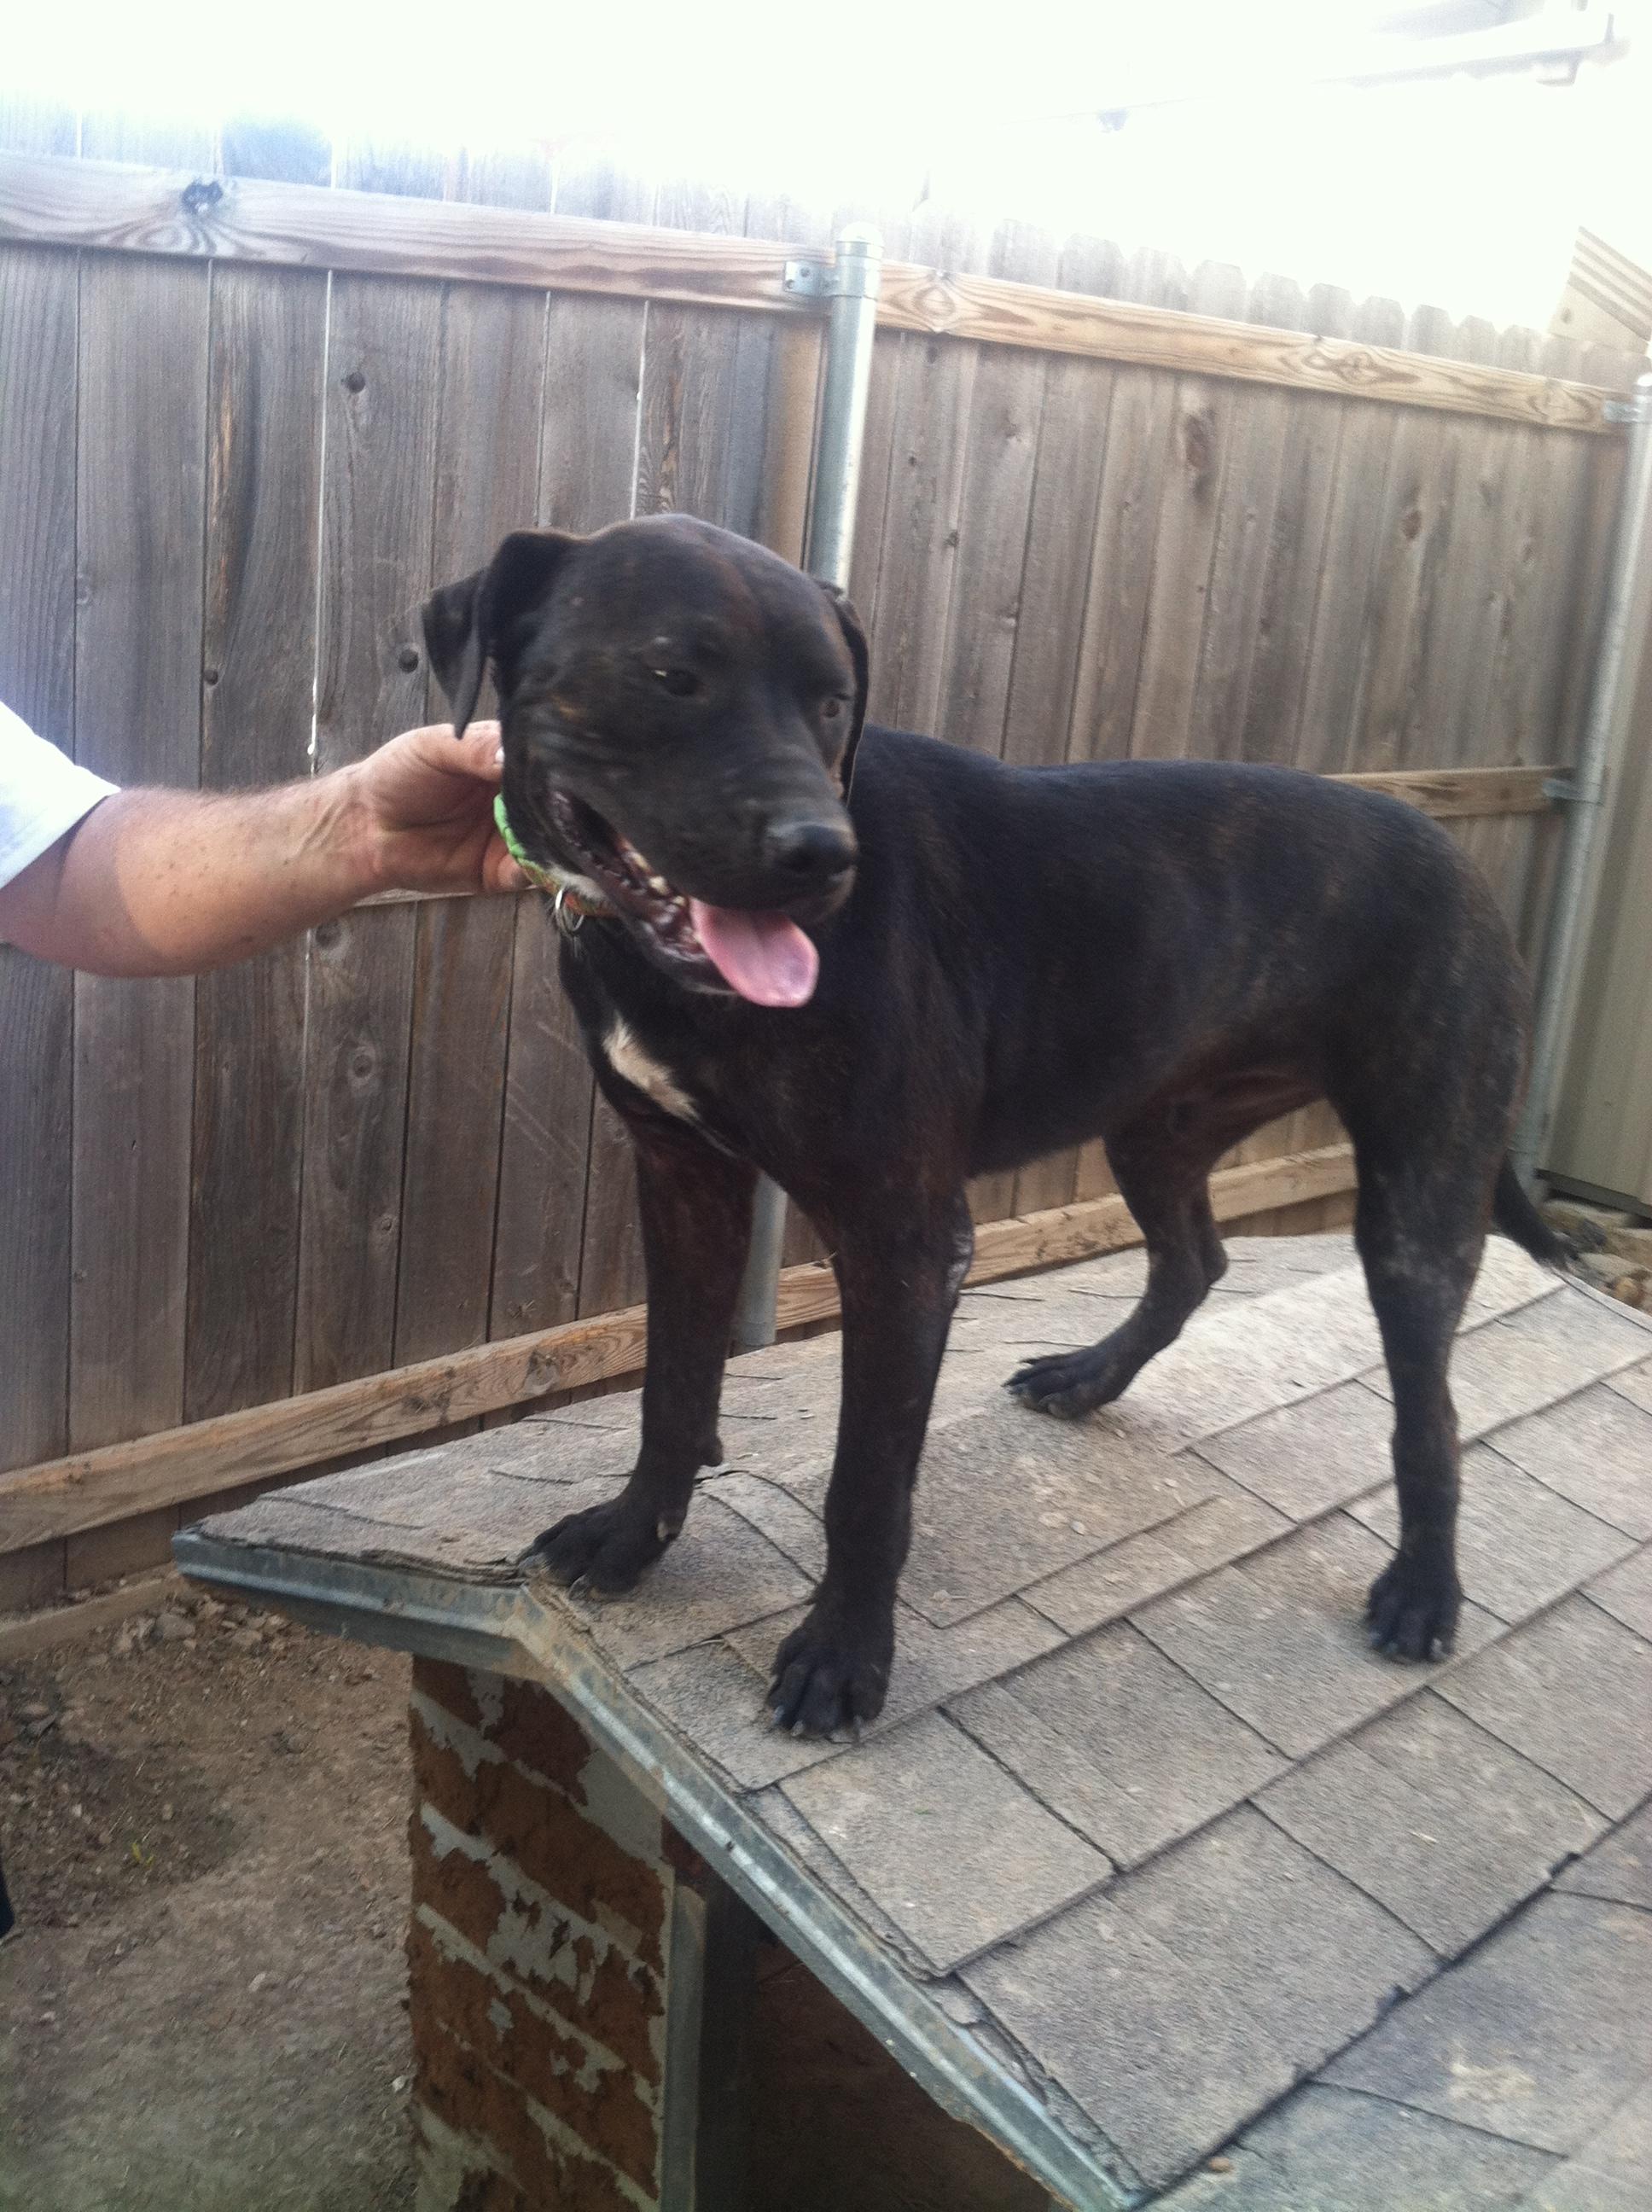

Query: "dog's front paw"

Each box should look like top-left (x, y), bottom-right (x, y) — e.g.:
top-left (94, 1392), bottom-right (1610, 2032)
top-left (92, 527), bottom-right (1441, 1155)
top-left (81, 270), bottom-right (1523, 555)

top-left (526, 1496), bottom-right (674, 1595)
top-left (1366, 1552), bottom-right (1461, 1662)
top-left (768, 1603), bottom-right (893, 1737)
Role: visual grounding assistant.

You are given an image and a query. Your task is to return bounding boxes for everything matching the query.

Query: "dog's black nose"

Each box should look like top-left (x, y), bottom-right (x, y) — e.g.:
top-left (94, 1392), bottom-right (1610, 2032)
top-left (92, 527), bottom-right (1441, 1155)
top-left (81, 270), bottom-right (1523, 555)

top-left (763, 817), bottom-right (858, 882)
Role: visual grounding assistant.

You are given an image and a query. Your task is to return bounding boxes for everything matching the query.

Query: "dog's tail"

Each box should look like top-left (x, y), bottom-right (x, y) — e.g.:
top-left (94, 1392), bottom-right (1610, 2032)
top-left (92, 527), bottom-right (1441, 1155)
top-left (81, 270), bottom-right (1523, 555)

top-left (1492, 1156), bottom-right (1576, 1268)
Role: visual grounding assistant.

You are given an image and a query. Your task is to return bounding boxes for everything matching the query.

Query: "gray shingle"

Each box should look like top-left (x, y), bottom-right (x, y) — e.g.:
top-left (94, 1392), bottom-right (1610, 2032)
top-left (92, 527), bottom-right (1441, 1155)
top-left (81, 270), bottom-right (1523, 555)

top-left (200, 1465), bottom-right (631, 1582)
top-left (1134, 1512), bottom-right (1499, 1759)
top-left (1585, 1547), bottom-right (1652, 1639)
top-left (625, 1639), bottom-right (838, 1791)
top-left (1515, 2168), bottom-right (1647, 2211)
top-left (723, 1334), bottom-right (841, 1383)
top-left (750, 1784), bottom-right (918, 1965)
top-left (1210, 1233), bottom-right (1358, 1298)
top-left (898, 1400), bottom-right (1216, 1627)
top-left (1552, 1801), bottom-right (1652, 1911)
top-left (240, 1433), bottom-right (620, 1525)
top-left (1465, 1237), bottom-right (1567, 1320)
top-left (966, 1290), bottom-right (1141, 1350)
top-left (1152, 2085), bottom-right (1555, 2211)
top-left (1242, 1230), bottom-right (1361, 1268)
top-left (1363, 1290), bottom-right (1650, 1435)
top-left (1438, 1595), bottom-right (1652, 1819)
top-left (1491, 1384), bottom-right (1652, 1540)
top-left (1060, 1262), bottom-right (1389, 1451)
top-left (1194, 1379), bottom-right (1396, 1521)
top-left (1348, 1445), bottom-right (1635, 1626)
top-left (1110, 1804), bottom-right (1433, 2064)
top-left (520, 1403), bottom-right (634, 1433)
top-left (1606, 1357), bottom-right (1652, 1417)
top-left (949, 1623), bottom-right (1287, 1866)
top-left (1052, 1246), bottom-right (1159, 1292)
top-left (1566, 2084), bottom-right (1652, 2177)
top-left (1257, 1691), bottom-right (1603, 1953)
top-left (1326, 1894), bottom-right (1652, 2156)
top-left (963, 1889), bottom-right (1294, 2188)
top-left (780, 1710), bottom-right (1109, 1973)
top-left (1021, 1484), bottom-right (1290, 1637)
top-left (701, 1469), bottom-right (829, 1579)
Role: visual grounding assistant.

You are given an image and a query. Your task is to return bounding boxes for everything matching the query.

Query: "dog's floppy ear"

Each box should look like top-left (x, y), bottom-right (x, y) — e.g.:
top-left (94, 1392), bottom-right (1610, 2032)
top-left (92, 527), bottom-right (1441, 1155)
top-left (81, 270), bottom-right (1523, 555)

top-left (421, 530), bottom-right (579, 738)
top-left (422, 570), bottom-right (489, 737)
top-left (818, 580), bottom-right (870, 796)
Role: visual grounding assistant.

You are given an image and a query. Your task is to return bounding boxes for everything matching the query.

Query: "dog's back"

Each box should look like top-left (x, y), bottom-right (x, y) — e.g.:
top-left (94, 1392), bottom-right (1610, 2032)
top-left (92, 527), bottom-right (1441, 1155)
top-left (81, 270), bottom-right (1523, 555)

top-left (837, 732), bottom-right (1528, 1170)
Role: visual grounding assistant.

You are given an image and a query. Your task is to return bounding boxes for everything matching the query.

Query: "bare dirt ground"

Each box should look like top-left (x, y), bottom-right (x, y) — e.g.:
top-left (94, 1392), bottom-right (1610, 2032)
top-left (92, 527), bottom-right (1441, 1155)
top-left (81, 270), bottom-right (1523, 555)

top-left (1, 1586), bottom-right (1035, 2212)
top-left (1, 1590), bottom-right (415, 2212)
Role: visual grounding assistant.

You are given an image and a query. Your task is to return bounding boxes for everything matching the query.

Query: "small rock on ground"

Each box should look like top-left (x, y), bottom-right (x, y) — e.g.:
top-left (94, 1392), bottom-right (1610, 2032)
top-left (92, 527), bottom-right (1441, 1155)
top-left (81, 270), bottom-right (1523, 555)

top-left (1542, 1199), bottom-right (1652, 1310)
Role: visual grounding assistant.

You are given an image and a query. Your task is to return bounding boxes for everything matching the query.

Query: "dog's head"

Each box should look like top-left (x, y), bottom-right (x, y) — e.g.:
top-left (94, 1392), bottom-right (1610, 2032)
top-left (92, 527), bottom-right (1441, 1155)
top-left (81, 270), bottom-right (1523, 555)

top-left (422, 515), bottom-right (868, 1007)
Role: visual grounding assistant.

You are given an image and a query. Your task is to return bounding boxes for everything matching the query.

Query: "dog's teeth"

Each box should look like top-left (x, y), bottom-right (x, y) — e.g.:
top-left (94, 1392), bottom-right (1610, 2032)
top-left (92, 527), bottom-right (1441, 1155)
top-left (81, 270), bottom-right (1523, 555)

top-left (648, 875), bottom-right (670, 894)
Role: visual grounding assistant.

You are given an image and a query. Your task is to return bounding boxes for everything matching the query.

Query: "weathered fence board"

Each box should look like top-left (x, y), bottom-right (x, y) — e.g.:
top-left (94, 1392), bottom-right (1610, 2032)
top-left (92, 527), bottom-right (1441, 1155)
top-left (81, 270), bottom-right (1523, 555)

top-left (69, 253), bottom-right (209, 1465)
top-left (0, 244), bottom-right (78, 1509)
top-left (297, 268), bottom-right (445, 1391)
top-left (491, 297), bottom-right (647, 1338)
top-left (394, 159), bottom-right (553, 1370)
top-left (187, 262), bottom-right (328, 1424)
top-left (393, 291), bottom-right (538, 1367)
top-left (998, 247), bottom-right (1128, 1215)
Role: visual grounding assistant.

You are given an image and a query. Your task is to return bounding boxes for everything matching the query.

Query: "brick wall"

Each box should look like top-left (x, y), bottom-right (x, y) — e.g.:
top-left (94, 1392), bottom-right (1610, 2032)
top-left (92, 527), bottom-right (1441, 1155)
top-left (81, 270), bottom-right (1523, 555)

top-left (408, 1659), bottom-right (676, 2211)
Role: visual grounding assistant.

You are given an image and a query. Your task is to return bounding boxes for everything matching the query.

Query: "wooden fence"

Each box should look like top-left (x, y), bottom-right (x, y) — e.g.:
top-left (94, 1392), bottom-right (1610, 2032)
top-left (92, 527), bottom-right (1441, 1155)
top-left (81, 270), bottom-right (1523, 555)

top-left (0, 108), bottom-right (1639, 1608)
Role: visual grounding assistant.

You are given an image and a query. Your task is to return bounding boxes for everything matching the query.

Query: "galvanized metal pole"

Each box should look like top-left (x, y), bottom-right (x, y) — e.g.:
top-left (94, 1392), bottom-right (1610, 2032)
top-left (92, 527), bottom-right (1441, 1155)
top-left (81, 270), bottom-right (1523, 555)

top-left (1513, 370), bottom-right (1652, 1192)
top-left (732, 224), bottom-right (884, 1353)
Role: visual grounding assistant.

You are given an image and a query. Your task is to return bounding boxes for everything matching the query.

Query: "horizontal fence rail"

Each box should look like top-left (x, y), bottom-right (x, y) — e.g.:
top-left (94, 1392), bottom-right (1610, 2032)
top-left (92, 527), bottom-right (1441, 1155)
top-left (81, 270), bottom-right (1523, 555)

top-left (0, 151), bottom-right (1627, 432)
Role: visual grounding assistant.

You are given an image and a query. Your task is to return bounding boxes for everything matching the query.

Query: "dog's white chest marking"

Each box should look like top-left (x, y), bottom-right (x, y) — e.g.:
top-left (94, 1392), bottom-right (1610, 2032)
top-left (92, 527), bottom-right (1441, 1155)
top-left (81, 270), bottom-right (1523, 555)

top-left (603, 1018), bottom-right (700, 1124)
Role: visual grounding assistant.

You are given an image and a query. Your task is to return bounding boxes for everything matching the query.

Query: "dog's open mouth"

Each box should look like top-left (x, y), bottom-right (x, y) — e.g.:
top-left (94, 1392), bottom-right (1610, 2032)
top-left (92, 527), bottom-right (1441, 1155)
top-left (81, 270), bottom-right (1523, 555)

top-left (543, 792), bottom-right (820, 1008)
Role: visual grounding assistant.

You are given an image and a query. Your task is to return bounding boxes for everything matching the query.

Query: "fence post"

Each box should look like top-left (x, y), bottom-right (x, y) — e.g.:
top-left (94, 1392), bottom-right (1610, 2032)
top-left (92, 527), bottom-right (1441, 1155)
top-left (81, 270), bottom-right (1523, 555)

top-left (1513, 370), bottom-right (1652, 1192)
top-left (732, 224), bottom-right (883, 1352)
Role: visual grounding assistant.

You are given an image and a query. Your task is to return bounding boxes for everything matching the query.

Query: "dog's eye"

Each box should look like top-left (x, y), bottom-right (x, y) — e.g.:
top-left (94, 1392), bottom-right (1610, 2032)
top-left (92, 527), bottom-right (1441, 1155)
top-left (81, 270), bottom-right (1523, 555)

top-left (651, 667), bottom-right (701, 699)
top-left (822, 696), bottom-right (846, 721)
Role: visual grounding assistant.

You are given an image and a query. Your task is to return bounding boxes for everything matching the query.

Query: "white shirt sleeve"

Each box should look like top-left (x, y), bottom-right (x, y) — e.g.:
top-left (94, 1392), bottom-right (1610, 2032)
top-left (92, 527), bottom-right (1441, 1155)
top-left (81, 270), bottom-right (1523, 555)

top-left (0, 701), bottom-right (118, 891)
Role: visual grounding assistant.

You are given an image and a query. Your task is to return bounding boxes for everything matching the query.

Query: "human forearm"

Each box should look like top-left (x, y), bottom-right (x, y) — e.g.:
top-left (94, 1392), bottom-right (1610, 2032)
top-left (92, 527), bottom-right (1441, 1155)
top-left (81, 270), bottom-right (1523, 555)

top-left (2, 774), bottom-right (373, 977)
top-left (0, 723), bottom-right (518, 978)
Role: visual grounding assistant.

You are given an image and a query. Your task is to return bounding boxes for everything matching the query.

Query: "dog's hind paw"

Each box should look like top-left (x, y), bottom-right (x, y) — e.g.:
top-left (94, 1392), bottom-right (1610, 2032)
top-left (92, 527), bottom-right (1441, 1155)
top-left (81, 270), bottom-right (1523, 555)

top-left (525, 1496), bottom-right (672, 1596)
top-left (1365, 1555), bottom-right (1462, 1664)
top-left (767, 1604), bottom-right (893, 1738)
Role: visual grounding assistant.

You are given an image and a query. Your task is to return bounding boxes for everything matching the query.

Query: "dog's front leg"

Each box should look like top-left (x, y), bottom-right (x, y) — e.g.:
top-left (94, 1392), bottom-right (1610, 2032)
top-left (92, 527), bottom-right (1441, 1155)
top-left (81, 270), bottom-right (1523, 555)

top-left (529, 1120), bottom-right (755, 1592)
top-left (769, 1195), bottom-right (974, 1736)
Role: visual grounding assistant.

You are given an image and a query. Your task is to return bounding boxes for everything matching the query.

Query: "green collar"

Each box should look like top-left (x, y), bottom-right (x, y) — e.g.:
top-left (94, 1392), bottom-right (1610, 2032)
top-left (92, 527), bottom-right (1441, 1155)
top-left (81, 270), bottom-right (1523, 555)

top-left (494, 793), bottom-right (614, 922)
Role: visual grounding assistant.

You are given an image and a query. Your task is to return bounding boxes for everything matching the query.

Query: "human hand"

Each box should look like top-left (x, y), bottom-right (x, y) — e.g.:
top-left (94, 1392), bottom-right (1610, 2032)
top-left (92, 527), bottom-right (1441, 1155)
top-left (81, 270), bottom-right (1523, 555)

top-left (346, 722), bottom-right (527, 897)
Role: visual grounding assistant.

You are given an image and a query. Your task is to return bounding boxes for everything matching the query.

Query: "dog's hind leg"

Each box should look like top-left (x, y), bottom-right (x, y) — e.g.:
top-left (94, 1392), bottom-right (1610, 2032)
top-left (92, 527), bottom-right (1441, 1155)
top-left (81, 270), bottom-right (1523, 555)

top-left (1007, 1120), bottom-right (1228, 1419)
top-left (528, 1117), bottom-right (755, 1593)
top-left (1354, 1146), bottom-right (1489, 1662)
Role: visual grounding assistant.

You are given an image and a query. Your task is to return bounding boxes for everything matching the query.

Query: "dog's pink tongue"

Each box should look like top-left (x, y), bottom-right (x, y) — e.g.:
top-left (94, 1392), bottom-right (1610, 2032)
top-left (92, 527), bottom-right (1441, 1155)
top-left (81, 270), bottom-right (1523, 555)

top-left (689, 900), bottom-right (818, 1007)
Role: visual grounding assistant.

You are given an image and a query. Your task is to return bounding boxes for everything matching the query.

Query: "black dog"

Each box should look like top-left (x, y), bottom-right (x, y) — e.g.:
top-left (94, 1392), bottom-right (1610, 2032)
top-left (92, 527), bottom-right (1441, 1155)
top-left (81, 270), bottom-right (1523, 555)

top-left (423, 515), bottom-right (1562, 1737)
